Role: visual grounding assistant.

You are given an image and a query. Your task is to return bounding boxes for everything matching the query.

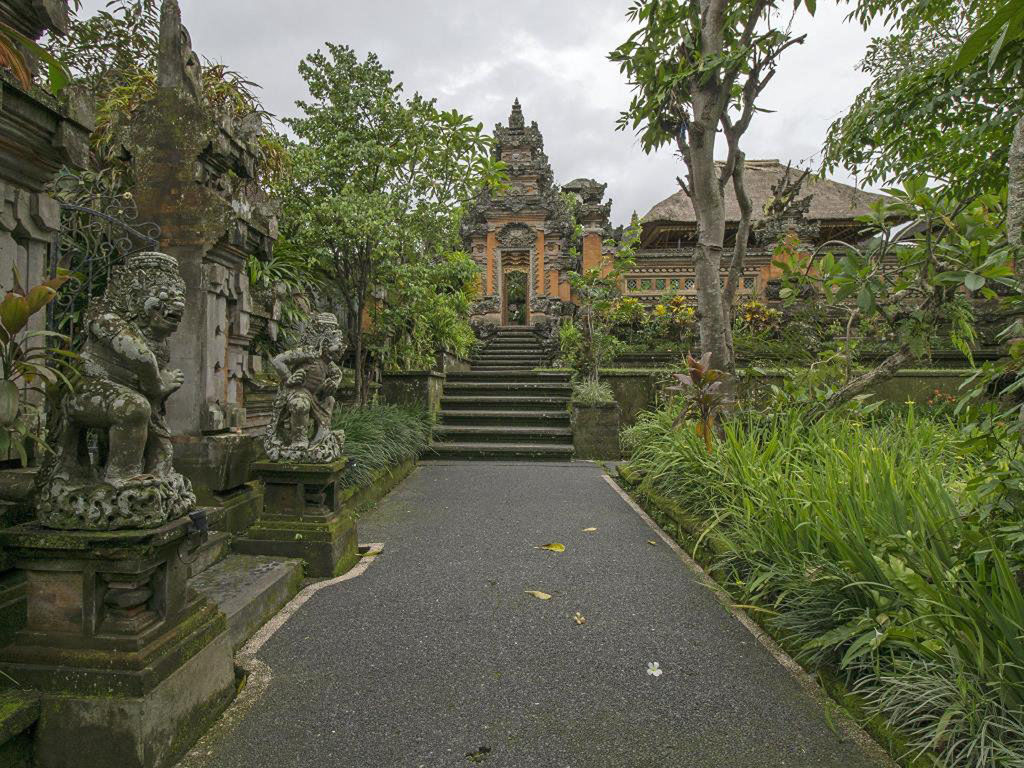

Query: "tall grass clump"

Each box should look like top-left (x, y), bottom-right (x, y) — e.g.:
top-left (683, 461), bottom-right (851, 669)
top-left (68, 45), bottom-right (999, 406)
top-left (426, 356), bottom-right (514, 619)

top-left (332, 405), bottom-right (433, 488)
top-left (623, 409), bottom-right (1024, 768)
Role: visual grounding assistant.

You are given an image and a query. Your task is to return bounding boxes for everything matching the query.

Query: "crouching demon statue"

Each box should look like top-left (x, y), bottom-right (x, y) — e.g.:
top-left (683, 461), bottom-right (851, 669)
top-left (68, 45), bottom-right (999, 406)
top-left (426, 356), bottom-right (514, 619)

top-left (263, 312), bottom-right (347, 463)
top-left (35, 252), bottom-right (196, 530)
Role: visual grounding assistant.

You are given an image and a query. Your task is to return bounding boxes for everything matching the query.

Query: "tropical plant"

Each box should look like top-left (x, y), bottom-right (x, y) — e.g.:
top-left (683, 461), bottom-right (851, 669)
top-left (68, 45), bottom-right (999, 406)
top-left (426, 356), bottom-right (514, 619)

top-left (736, 300), bottom-right (782, 334)
top-left (0, 271), bottom-right (72, 462)
top-left (622, 409), bottom-right (1024, 766)
top-left (331, 405), bottom-right (432, 489)
top-left (0, 21), bottom-right (72, 95)
top-left (777, 177), bottom-right (1016, 411)
top-left (565, 215), bottom-right (640, 382)
top-left (571, 379), bottom-right (615, 406)
top-left (833, 0), bottom-right (1024, 246)
top-left (667, 352), bottom-right (727, 453)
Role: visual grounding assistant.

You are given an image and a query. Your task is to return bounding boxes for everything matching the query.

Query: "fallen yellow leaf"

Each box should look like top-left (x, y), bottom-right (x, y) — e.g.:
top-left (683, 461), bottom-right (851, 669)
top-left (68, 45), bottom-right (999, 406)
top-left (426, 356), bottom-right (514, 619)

top-left (582, 527), bottom-right (598, 533)
top-left (573, 612), bottom-right (586, 625)
top-left (536, 542), bottom-right (565, 553)
top-left (525, 590), bottom-right (552, 601)
top-left (647, 540), bottom-right (658, 546)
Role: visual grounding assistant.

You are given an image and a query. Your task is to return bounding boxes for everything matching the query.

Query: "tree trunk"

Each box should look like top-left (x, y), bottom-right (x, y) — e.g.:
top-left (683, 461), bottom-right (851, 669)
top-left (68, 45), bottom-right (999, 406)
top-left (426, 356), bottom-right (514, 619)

top-left (687, 93), bottom-right (731, 372)
top-left (721, 154), bottom-right (752, 372)
top-left (1009, 111), bottom-right (1024, 252)
top-left (812, 345), bottom-right (913, 416)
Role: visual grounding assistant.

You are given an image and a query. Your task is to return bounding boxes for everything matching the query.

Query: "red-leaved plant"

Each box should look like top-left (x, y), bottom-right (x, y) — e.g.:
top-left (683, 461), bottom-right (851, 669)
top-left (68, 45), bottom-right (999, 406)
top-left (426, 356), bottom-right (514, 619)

top-left (667, 352), bottom-right (727, 454)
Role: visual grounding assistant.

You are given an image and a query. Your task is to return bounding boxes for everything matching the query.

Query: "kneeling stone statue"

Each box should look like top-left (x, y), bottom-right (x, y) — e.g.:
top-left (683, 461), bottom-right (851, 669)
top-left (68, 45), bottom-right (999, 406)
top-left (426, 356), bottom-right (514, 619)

top-left (36, 252), bottom-right (196, 530)
top-left (264, 312), bottom-right (347, 464)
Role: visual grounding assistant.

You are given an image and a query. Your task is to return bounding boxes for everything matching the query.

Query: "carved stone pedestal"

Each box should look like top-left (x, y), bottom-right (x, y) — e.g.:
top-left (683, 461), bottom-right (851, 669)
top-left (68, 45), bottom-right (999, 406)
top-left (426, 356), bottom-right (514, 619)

top-left (0, 518), bottom-right (236, 768)
top-left (235, 458), bottom-right (358, 577)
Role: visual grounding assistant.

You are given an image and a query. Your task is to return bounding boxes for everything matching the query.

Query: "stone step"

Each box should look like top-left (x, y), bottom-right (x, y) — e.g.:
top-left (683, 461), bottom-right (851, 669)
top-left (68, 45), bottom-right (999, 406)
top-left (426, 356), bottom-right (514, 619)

top-left (0, 689), bottom-right (39, 768)
top-left (470, 366), bottom-right (546, 372)
top-left (478, 349), bottom-right (544, 357)
top-left (439, 409), bottom-right (571, 427)
top-left (426, 441), bottom-right (575, 461)
top-left (445, 382), bottom-right (571, 397)
top-left (441, 395), bottom-right (570, 411)
top-left (472, 355), bottom-right (546, 363)
top-left (433, 425), bottom-right (573, 445)
top-left (446, 371), bottom-right (570, 383)
top-left (188, 553), bottom-right (303, 652)
top-left (186, 530), bottom-right (232, 578)
top-left (493, 326), bottom-right (542, 334)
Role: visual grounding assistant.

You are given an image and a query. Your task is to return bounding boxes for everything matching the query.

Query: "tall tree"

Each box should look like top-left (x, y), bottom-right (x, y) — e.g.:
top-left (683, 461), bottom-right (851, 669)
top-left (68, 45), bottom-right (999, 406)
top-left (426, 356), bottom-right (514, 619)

top-left (610, 0), bottom-right (812, 372)
top-left (281, 45), bottom-right (503, 402)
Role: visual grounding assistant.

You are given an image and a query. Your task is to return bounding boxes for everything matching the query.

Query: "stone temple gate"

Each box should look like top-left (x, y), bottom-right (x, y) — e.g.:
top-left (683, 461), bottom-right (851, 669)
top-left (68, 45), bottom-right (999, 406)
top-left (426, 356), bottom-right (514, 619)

top-left (461, 100), bottom-right (612, 335)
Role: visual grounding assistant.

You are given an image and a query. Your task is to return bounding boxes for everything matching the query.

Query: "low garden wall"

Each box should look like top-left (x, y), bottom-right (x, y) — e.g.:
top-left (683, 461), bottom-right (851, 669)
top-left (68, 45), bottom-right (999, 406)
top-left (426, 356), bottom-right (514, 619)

top-left (737, 368), bottom-right (975, 405)
top-left (380, 371), bottom-right (446, 415)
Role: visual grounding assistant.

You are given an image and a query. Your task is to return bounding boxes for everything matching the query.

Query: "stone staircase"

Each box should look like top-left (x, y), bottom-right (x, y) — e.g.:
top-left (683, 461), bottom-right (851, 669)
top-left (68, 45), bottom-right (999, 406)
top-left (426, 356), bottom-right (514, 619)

top-left (470, 326), bottom-right (548, 370)
top-left (430, 327), bottom-right (574, 461)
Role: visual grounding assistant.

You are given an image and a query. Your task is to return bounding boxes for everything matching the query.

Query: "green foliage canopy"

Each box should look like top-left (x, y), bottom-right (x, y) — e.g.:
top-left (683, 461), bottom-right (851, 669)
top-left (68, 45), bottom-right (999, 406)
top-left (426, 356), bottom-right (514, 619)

top-left (824, 0), bottom-right (1023, 198)
top-left (279, 44), bottom-right (504, 397)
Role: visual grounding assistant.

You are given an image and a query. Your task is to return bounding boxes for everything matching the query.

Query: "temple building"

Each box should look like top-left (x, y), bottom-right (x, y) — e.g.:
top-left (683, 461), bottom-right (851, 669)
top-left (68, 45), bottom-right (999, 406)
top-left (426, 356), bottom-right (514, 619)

top-left (462, 100), bottom-right (612, 330)
top-left (463, 108), bottom-right (886, 328)
top-left (628, 160), bottom-right (887, 305)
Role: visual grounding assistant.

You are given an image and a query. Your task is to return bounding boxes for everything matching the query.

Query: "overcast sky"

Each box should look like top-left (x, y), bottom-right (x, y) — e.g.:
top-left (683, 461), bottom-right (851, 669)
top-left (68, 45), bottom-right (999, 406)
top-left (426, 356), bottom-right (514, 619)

top-left (82, 1), bottom-right (884, 225)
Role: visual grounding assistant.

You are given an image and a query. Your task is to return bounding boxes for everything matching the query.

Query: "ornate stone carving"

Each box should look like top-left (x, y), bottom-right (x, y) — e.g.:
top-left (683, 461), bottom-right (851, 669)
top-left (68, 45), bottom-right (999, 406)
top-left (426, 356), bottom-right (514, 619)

top-left (497, 222), bottom-right (535, 250)
top-left (264, 312), bottom-right (347, 463)
top-left (36, 252), bottom-right (197, 530)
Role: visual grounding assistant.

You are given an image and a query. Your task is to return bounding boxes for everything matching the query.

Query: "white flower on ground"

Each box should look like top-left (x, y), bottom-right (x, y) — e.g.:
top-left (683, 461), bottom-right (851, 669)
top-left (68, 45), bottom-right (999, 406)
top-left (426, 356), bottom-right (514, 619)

top-left (646, 662), bottom-right (663, 677)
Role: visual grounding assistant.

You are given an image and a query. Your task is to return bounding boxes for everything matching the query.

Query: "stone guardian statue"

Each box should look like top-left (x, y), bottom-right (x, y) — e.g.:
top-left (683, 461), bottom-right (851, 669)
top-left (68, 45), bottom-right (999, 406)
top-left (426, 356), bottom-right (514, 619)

top-left (35, 252), bottom-right (196, 530)
top-left (263, 312), bottom-right (347, 463)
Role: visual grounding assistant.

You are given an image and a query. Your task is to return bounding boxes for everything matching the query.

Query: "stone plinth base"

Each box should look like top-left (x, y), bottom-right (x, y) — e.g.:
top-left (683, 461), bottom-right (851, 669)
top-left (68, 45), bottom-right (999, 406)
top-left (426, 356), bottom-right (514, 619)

top-left (234, 458), bottom-right (358, 577)
top-left (0, 519), bottom-right (236, 768)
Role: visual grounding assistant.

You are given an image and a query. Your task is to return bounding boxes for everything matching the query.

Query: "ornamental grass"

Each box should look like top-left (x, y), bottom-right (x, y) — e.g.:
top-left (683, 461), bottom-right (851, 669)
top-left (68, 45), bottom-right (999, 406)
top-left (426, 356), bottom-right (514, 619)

top-left (623, 409), bottom-right (1024, 767)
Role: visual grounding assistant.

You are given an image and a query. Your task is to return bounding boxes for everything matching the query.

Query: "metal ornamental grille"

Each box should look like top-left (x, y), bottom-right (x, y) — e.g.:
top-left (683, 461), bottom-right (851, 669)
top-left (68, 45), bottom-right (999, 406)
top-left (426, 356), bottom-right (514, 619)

top-left (47, 193), bottom-right (161, 349)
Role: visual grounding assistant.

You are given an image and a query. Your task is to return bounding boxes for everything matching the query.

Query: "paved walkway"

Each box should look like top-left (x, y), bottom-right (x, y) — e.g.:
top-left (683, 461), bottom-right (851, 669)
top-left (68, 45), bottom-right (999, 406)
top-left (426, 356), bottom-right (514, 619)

top-left (187, 462), bottom-right (889, 768)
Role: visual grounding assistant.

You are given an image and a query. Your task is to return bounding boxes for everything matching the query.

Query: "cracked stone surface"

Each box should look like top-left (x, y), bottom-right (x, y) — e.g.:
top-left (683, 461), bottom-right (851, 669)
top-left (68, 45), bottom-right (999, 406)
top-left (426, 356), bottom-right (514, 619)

top-left (190, 461), bottom-right (888, 768)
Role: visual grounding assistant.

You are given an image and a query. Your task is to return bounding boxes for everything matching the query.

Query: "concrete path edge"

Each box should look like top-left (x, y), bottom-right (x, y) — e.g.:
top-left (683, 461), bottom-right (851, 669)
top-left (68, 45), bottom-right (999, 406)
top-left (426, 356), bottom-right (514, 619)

top-left (174, 544), bottom-right (385, 768)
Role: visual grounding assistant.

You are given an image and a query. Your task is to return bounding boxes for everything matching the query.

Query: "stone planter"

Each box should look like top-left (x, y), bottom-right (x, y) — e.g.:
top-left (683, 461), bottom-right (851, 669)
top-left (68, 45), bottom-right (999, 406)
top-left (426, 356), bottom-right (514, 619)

top-left (380, 371), bottom-right (446, 415)
top-left (601, 371), bottom-right (659, 428)
top-left (572, 402), bottom-right (622, 460)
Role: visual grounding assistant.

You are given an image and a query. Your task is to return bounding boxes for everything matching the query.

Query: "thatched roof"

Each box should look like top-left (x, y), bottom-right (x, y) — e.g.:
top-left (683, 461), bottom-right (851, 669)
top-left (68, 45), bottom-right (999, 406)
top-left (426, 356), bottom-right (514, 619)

top-left (642, 160), bottom-right (887, 227)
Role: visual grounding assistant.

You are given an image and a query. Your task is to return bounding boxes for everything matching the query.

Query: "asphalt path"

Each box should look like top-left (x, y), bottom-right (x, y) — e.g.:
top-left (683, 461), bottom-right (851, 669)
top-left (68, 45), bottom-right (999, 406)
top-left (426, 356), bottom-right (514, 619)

top-left (191, 461), bottom-right (889, 768)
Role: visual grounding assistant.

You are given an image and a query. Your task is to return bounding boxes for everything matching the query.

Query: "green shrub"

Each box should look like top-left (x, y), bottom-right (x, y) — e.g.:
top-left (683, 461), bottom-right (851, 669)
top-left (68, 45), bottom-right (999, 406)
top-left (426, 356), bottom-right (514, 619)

top-left (623, 410), bottom-right (1024, 767)
top-left (572, 380), bottom-right (615, 406)
top-left (332, 405), bottom-right (433, 488)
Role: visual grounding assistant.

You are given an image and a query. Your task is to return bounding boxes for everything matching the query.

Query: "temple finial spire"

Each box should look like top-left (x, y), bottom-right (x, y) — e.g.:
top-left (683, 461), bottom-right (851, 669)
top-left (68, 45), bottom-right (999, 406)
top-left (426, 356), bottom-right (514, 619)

top-left (509, 98), bottom-right (524, 129)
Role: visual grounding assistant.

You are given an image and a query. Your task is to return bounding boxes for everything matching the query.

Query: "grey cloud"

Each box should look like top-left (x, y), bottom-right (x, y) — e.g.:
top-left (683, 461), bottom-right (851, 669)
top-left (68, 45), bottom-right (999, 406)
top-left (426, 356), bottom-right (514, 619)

top-left (79, 0), bottom-right (882, 224)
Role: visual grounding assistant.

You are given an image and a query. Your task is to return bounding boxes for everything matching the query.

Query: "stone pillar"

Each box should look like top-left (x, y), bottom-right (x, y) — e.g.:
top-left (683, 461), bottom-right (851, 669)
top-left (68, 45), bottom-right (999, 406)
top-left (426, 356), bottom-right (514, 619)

top-left (536, 229), bottom-right (546, 296)
top-left (0, 520), bottom-right (235, 768)
top-left (582, 229), bottom-right (606, 274)
top-left (234, 313), bottom-right (358, 576)
top-left (0, 246), bottom-right (236, 768)
top-left (486, 229), bottom-right (496, 296)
